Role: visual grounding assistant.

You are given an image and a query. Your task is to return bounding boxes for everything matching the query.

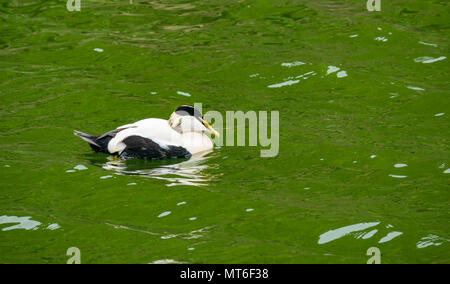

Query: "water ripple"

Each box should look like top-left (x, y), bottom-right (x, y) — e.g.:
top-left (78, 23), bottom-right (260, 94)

top-left (318, 222), bottom-right (380, 244)
top-left (0, 215), bottom-right (60, 232)
top-left (103, 151), bottom-right (217, 187)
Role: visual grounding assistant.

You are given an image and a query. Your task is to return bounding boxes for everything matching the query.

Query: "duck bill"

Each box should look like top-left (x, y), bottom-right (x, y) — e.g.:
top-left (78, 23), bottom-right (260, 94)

top-left (200, 117), bottom-right (220, 138)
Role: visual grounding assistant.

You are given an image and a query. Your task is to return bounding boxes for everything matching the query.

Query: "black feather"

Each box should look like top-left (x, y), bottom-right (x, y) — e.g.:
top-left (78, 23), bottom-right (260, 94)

top-left (119, 135), bottom-right (191, 160)
top-left (74, 128), bottom-right (129, 154)
top-left (175, 105), bottom-right (202, 119)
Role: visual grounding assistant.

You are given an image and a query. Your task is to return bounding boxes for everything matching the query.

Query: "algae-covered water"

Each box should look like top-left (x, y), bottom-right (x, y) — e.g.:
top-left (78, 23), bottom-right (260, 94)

top-left (0, 0), bottom-right (449, 263)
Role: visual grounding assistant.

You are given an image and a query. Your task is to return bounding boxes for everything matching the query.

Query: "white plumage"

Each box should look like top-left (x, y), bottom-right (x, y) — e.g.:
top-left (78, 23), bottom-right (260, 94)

top-left (107, 118), bottom-right (213, 155)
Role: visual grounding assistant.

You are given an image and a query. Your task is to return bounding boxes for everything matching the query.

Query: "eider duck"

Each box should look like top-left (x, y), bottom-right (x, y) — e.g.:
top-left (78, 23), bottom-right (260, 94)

top-left (74, 105), bottom-right (219, 160)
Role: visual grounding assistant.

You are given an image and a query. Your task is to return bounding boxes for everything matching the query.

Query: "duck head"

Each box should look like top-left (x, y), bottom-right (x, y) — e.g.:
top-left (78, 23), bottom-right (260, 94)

top-left (168, 105), bottom-right (219, 137)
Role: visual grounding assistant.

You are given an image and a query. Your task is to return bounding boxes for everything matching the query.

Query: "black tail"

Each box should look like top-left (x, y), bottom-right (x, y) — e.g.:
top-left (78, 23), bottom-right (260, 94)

top-left (74, 130), bottom-right (111, 153)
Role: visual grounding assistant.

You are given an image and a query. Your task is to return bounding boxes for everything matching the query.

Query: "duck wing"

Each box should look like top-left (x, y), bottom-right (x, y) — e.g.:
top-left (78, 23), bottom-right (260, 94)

top-left (74, 126), bottom-right (134, 153)
top-left (118, 135), bottom-right (191, 160)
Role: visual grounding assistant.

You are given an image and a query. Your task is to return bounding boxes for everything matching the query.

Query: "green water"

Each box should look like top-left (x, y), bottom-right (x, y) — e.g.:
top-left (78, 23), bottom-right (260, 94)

top-left (0, 0), bottom-right (449, 264)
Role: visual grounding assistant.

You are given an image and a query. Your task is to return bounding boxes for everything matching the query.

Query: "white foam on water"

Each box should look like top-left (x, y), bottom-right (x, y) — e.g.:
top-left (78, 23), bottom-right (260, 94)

top-left (438, 163), bottom-right (445, 169)
top-left (249, 73), bottom-right (259, 78)
top-left (94, 48), bottom-right (103, 52)
top-left (160, 234), bottom-right (176, 239)
top-left (377, 27), bottom-right (382, 31)
top-left (4, 165), bottom-right (10, 167)
top-left (177, 201), bottom-right (186, 206)
top-left (389, 174), bottom-right (407, 178)
top-left (417, 240), bottom-right (442, 249)
top-left (100, 175), bottom-right (113, 179)
top-left (281, 61), bottom-right (305, 67)
top-left (187, 247), bottom-right (195, 251)
top-left (246, 208), bottom-right (254, 212)
top-left (414, 56), bottom-right (446, 64)
top-left (318, 222), bottom-right (380, 244)
top-left (47, 223), bottom-right (60, 230)
top-left (150, 92), bottom-right (157, 94)
top-left (443, 168), bottom-right (450, 174)
top-left (370, 155), bottom-right (377, 159)
top-left (337, 71), bottom-right (347, 78)
top-left (394, 163), bottom-right (407, 168)
top-left (422, 56), bottom-right (446, 63)
top-left (374, 36), bottom-right (388, 42)
top-left (160, 226), bottom-right (210, 240)
top-left (434, 113), bottom-right (445, 117)
top-left (74, 164), bottom-right (88, 170)
top-left (66, 170), bottom-right (76, 173)
top-left (0, 215), bottom-right (42, 231)
top-left (189, 217), bottom-right (197, 221)
top-left (389, 92), bottom-right (398, 98)
top-left (349, 34), bottom-right (358, 38)
top-left (354, 232), bottom-right (365, 239)
top-left (416, 234), bottom-right (449, 249)
top-left (414, 56), bottom-right (433, 63)
top-left (326, 66), bottom-right (340, 75)
top-left (177, 91), bottom-right (191, 97)
top-left (158, 211), bottom-right (171, 218)
top-left (361, 229), bottom-right (378, 239)
top-left (407, 86), bottom-right (425, 91)
top-left (267, 80), bottom-right (300, 88)
top-left (378, 231), bottom-right (403, 243)
top-left (418, 41), bottom-right (437, 47)
top-left (295, 71), bottom-right (315, 79)
top-left (127, 183), bottom-right (137, 186)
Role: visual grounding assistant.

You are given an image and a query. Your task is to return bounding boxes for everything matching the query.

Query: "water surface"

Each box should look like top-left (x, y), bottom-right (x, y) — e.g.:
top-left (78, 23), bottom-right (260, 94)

top-left (0, 0), bottom-right (449, 263)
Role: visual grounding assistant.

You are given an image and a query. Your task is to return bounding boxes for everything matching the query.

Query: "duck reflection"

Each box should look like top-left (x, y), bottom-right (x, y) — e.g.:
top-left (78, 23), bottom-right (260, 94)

top-left (102, 150), bottom-right (217, 187)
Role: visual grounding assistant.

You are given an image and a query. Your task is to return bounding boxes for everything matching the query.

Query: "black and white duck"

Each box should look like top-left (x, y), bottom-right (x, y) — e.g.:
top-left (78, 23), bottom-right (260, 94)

top-left (74, 105), bottom-right (219, 160)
